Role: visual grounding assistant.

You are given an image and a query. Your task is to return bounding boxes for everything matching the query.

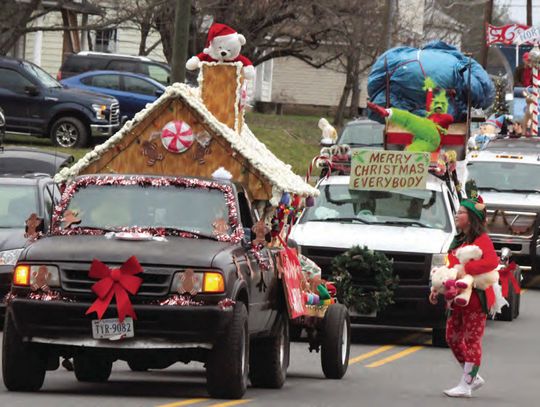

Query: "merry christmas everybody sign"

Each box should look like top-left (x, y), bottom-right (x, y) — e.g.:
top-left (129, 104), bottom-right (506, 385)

top-left (349, 149), bottom-right (429, 191)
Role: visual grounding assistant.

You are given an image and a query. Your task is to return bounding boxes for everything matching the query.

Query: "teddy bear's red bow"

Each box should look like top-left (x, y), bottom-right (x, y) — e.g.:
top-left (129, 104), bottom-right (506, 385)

top-left (85, 256), bottom-right (143, 322)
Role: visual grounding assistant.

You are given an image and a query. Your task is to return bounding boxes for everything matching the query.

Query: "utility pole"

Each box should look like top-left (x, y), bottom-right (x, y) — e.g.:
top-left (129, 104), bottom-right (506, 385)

top-left (384, 0), bottom-right (396, 49)
top-left (171, 0), bottom-right (191, 83)
top-left (480, 0), bottom-right (493, 68)
top-left (527, 0), bottom-right (532, 26)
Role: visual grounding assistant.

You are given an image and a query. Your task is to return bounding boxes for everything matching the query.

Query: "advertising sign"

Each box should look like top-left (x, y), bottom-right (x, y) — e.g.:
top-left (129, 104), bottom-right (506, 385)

top-left (349, 149), bottom-right (429, 191)
top-left (277, 248), bottom-right (307, 319)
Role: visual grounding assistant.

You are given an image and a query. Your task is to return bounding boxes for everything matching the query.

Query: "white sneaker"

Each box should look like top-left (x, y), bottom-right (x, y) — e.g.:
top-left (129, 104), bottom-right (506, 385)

top-left (444, 378), bottom-right (472, 398)
top-left (471, 375), bottom-right (485, 391)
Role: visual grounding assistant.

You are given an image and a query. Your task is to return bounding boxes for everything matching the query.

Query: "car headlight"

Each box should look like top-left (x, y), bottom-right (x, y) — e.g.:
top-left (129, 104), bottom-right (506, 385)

top-left (170, 270), bottom-right (224, 294)
top-left (92, 104), bottom-right (107, 120)
top-left (431, 253), bottom-right (448, 269)
top-left (13, 264), bottom-right (60, 289)
top-left (0, 249), bottom-right (24, 266)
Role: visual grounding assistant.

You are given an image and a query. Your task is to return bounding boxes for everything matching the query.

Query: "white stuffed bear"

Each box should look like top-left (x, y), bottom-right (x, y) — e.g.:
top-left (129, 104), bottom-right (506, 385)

top-left (452, 245), bottom-right (499, 307)
top-left (186, 23), bottom-right (255, 79)
top-left (430, 266), bottom-right (458, 299)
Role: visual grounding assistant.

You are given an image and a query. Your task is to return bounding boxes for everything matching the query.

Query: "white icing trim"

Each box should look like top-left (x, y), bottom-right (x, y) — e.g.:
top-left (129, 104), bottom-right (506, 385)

top-left (55, 75), bottom-right (319, 199)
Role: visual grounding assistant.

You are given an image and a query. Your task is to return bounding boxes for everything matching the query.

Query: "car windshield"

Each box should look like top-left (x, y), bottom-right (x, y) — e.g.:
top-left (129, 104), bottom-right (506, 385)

top-left (301, 184), bottom-right (451, 231)
top-left (338, 122), bottom-right (384, 147)
top-left (0, 185), bottom-right (38, 228)
top-left (467, 161), bottom-right (540, 192)
top-left (23, 62), bottom-right (61, 88)
top-left (63, 184), bottom-right (231, 236)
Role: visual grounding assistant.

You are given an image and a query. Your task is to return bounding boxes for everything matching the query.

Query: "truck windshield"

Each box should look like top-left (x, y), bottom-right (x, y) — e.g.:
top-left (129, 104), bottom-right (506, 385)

top-left (467, 161), bottom-right (540, 192)
top-left (338, 123), bottom-right (384, 147)
top-left (0, 185), bottom-right (38, 228)
top-left (63, 185), bottom-right (230, 235)
top-left (301, 184), bottom-right (451, 231)
top-left (23, 62), bottom-right (61, 88)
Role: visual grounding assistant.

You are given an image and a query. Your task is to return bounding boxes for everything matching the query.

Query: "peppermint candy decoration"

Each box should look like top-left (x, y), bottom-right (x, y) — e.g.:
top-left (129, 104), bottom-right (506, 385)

top-left (161, 120), bottom-right (194, 153)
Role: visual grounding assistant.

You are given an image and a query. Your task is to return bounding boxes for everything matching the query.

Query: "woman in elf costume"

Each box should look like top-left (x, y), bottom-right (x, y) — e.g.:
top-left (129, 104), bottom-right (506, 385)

top-left (429, 197), bottom-right (498, 398)
top-left (368, 77), bottom-right (453, 152)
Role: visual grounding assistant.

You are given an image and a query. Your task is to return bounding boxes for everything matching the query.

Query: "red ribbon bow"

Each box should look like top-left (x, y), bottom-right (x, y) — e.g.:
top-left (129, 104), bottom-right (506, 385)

top-left (85, 256), bottom-right (143, 322)
top-left (499, 262), bottom-right (521, 298)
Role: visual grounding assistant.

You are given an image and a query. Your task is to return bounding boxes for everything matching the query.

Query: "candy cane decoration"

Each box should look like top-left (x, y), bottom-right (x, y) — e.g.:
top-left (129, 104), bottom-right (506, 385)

top-left (306, 155), bottom-right (333, 183)
top-left (533, 66), bottom-right (539, 136)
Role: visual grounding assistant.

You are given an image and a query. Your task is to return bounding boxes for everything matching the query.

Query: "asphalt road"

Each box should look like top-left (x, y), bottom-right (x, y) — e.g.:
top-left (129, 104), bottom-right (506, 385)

top-left (0, 290), bottom-right (537, 407)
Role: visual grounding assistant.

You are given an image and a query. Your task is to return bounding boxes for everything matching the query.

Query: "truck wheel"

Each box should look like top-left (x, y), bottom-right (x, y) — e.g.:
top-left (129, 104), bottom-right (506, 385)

top-left (432, 327), bottom-right (448, 348)
top-left (249, 312), bottom-right (289, 388)
top-left (514, 268), bottom-right (522, 319)
top-left (51, 117), bottom-right (88, 148)
top-left (2, 312), bottom-right (46, 391)
top-left (321, 304), bottom-right (350, 379)
top-left (498, 283), bottom-right (515, 322)
top-left (206, 302), bottom-right (249, 399)
top-left (74, 353), bottom-right (112, 382)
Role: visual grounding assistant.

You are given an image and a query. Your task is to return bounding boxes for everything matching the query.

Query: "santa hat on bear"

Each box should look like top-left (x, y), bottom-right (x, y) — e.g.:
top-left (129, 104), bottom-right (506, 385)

top-left (205, 23), bottom-right (243, 47)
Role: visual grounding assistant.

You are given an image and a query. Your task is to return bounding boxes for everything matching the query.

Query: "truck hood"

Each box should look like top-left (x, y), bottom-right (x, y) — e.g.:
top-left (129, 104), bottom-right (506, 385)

top-left (290, 222), bottom-right (453, 254)
top-left (48, 87), bottom-right (117, 105)
top-left (21, 235), bottom-right (234, 268)
top-left (480, 191), bottom-right (540, 209)
top-left (0, 229), bottom-right (26, 251)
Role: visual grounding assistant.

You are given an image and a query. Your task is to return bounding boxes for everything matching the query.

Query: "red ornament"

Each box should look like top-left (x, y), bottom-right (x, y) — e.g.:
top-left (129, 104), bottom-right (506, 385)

top-left (85, 256), bottom-right (143, 322)
top-left (161, 120), bottom-right (194, 153)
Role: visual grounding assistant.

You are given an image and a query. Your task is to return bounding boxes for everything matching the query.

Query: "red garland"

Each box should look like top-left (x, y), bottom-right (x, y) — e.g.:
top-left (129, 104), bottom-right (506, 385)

top-left (85, 256), bottom-right (143, 322)
top-left (51, 175), bottom-right (244, 243)
top-left (499, 262), bottom-right (522, 298)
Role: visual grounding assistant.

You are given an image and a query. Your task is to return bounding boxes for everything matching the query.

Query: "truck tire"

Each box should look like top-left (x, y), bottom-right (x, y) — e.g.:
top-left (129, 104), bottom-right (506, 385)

top-left (74, 353), bottom-right (112, 382)
top-left (2, 312), bottom-right (47, 391)
top-left (206, 302), bottom-right (249, 399)
top-left (51, 116), bottom-right (88, 148)
top-left (432, 327), bottom-right (448, 348)
top-left (514, 268), bottom-right (522, 319)
top-left (321, 304), bottom-right (350, 379)
top-left (249, 312), bottom-right (289, 388)
top-left (498, 281), bottom-right (516, 322)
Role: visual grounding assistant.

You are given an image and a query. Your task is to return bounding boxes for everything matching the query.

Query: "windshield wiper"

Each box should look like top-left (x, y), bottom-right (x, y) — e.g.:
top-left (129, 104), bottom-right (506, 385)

top-left (71, 226), bottom-right (114, 232)
top-left (160, 227), bottom-right (218, 240)
top-left (377, 220), bottom-right (430, 228)
top-left (498, 188), bottom-right (540, 194)
top-left (309, 217), bottom-right (371, 224)
top-left (479, 186), bottom-right (502, 192)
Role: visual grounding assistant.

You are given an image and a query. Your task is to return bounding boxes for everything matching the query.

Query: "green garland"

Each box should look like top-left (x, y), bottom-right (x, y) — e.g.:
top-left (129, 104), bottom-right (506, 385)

top-left (331, 246), bottom-right (398, 315)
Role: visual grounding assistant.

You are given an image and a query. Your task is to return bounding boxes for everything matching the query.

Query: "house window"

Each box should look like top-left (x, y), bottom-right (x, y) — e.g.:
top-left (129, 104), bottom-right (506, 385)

top-left (93, 29), bottom-right (118, 53)
top-left (263, 60), bottom-right (272, 82)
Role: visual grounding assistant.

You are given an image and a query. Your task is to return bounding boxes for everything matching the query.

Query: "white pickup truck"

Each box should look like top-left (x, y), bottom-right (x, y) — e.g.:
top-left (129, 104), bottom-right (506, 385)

top-left (290, 174), bottom-right (459, 346)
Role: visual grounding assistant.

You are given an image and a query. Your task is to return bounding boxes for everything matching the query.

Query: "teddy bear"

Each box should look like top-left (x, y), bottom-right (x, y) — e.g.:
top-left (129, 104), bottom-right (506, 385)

top-left (185, 23), bottom-right (255, 79)
top-left (430, 265), bottom-right (458, 299)
top-left (452, 245), bottom-right (499, 307)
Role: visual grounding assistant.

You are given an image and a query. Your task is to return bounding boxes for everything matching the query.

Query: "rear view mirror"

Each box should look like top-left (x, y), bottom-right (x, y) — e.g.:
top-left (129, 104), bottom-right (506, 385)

top-left (24, 85), bottom-right (39, 96)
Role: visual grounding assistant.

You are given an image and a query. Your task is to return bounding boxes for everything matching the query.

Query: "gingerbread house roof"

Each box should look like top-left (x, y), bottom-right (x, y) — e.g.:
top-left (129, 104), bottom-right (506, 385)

top-left (54, 81), bottom-right (318, 204)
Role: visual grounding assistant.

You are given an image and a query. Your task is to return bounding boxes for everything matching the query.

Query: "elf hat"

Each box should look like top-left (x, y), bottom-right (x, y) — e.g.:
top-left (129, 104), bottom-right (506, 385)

top-left (205, 23), bottom-right (238, 47)
top-left (485, 114), bottom-right (504, 129)
top-left (460, 196), bottom-right (486, 221)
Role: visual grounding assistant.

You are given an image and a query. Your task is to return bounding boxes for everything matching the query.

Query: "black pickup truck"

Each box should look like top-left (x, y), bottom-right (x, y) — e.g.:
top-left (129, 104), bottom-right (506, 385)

top-left (0, 57), bottom-right (120, 148)
top-left (3, 174), bottom-right (288, 399)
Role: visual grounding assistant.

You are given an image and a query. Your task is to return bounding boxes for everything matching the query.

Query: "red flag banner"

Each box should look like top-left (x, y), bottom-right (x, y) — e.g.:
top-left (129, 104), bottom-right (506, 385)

top-left (487, 24), bottom-right (531, 45)
top-left (277, 247), bottom-right (307, 319)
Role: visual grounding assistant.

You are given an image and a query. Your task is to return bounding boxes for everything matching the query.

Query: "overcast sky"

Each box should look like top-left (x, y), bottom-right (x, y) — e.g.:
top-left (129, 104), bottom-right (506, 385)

top-left (503, 0), bottom-right (540, 24)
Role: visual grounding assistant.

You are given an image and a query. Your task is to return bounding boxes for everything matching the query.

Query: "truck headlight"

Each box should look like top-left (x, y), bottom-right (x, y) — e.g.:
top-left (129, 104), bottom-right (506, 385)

top-left (92, 104), bottom-right (107, 120)
top-left (431, 253), bottom-right (448, 269)
top-left (13, 264), bottom-right (60, 289)
top-left (0, 248), bottom-right (23, 266)
top-left (170, 270), bottom-right (224, 294)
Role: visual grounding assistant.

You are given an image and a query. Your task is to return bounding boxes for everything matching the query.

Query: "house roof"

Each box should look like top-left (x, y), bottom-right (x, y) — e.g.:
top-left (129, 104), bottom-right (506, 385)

top-left (54, 83), bottom-right (319, 203)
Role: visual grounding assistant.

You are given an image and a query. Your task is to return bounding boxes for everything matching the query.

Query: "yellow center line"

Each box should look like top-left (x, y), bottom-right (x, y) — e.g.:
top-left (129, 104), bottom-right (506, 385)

top-left (206, 400), bottom-right (253, 407)
top-left (349, 345), bottom-right (395, 365)
top-left (156, 399), bottom-right (207, 407)
top-left (366, 345), bottom-right (425, 368)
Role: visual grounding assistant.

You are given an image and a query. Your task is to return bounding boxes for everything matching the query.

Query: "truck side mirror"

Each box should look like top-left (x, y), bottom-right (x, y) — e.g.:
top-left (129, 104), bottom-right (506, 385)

top-left (24, 85), bottom-right (40, 96)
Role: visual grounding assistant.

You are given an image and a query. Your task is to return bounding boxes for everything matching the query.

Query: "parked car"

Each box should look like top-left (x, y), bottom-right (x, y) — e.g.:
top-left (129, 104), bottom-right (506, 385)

top-left (290, 174), bottom-right (459, 346)
top-left (0, 147), bottom-right (73, 176)
top-left (0, 173), bottom-right (59, 324)
top-left (61, 71), bottom-right (165, 120)
top-left (3, 174), bottom-right (288, 398)
top-left (0, 57), bottom-right (121, 148)
top-left (57, 52), bottom-right (171, 86)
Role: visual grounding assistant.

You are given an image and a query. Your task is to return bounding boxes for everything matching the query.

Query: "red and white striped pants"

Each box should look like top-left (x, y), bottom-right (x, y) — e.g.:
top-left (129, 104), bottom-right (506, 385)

top-left (445, 309), bottom-right (486, 366)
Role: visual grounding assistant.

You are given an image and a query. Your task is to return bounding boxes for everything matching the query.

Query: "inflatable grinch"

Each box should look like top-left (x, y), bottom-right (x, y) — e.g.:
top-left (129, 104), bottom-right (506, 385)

top-left (368, 77), bottom-right (453, 152)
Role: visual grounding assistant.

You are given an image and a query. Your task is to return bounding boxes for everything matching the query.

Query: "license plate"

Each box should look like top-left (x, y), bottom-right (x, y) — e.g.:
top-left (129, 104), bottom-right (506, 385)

top-left (92, 317), bottom-right (134, 339)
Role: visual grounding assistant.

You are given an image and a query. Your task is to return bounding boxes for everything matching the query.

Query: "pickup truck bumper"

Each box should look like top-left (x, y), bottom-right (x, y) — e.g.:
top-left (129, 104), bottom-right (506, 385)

top-left (0, 265), bottom-right (13, 324)
top-left (350, 286), bottom-right (447, 329)
top-left (90, 123), bottom-right (121, 138)
top-left (7, 298), bottom-right (233, 349)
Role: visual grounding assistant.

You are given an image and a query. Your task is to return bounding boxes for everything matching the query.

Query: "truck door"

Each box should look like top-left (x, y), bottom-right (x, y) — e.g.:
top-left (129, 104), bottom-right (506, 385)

top-left (0, 67), bottom-right (39, 133)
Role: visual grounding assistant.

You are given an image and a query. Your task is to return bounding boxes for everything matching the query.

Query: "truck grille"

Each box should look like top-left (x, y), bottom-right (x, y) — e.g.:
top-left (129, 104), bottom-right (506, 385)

top-left (109, 102), bottom-right (120, 125)
top-left (60, 263), bottom-right (173, 297)
top-left (487, 209), bottom-right (538, 238)
top-left (302, 246), bottom-right (431, 284)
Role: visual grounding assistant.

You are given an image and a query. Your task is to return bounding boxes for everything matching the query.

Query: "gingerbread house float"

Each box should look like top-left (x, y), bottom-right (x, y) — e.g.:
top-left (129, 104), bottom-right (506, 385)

top-left (55, 63), bottom-right (318, 205)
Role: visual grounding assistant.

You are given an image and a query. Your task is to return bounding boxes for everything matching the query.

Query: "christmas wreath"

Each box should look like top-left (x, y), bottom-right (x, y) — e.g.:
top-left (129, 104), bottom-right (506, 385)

top-left (331, 246), bottom-right (398, 315)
